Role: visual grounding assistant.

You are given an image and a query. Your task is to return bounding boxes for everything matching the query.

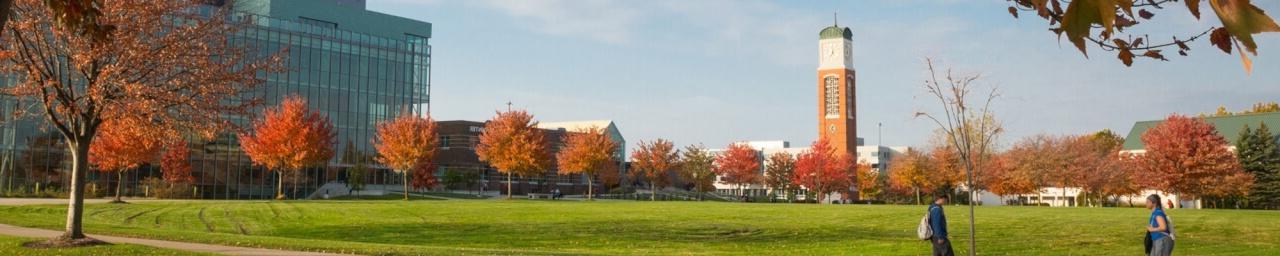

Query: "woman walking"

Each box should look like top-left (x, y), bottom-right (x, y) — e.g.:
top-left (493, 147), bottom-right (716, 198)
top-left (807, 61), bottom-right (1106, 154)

top-left (1146, 194), bottom-right (1174, 256)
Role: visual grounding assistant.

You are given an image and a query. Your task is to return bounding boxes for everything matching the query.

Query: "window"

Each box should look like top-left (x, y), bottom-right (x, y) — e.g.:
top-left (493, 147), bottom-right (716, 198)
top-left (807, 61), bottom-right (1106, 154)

top-left (846, 78), bottom-right (854, 119)
top-left (824, 76), bottom-right (839, 118)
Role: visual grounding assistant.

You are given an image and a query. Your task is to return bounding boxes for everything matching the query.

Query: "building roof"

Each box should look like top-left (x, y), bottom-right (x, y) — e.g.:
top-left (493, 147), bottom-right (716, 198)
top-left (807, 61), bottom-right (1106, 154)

top-left (819, 25), bottom-right (852, 40)
top-left (537, 120), bottom-right (615, 133)
top-left (1122, 112), bottom-right (1280, 150)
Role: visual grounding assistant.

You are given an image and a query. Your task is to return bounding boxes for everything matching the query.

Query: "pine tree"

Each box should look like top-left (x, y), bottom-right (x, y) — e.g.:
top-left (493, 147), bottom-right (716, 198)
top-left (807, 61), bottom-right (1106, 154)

top-left (1238, 123), bottom-right (1280, 209)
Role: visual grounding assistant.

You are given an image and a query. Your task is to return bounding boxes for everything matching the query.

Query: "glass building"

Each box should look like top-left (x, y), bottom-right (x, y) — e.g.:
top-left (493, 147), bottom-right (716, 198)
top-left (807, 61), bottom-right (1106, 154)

top-left (0, 0), bottom-right (432, 199)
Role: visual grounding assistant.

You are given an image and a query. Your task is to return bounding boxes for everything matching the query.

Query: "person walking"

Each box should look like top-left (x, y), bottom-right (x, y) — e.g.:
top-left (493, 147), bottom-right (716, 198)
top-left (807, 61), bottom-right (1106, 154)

top-left (1147, 194), bottom-right (1175, 256)
top-left (929, 194), bottom-right (954, 256)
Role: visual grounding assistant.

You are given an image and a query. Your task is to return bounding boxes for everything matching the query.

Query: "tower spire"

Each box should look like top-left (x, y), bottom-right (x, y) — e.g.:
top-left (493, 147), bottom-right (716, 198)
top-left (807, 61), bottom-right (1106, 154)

top-left (833, 12), bottom-right (838, 26)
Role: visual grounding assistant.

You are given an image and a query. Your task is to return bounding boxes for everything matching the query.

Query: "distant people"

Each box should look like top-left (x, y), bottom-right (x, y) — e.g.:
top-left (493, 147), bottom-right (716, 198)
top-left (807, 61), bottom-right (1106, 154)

top-left (1166, 199), bottom-right (1174, 210)
top-left (1146, 194), bottom-right (1175, 256)
top-left (928, 194), bottom-right (954, 256)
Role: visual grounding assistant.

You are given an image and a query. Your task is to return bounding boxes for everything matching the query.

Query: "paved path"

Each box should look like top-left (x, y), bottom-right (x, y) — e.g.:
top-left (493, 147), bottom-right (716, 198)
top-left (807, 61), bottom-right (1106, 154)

top-left (0, 223), bottom-right (353, 255)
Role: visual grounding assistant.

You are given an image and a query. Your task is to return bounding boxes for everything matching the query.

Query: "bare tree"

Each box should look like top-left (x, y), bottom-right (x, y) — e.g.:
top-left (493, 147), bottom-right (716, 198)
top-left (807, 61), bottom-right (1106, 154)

top-left (914, 58), bottom-right (1002, 256)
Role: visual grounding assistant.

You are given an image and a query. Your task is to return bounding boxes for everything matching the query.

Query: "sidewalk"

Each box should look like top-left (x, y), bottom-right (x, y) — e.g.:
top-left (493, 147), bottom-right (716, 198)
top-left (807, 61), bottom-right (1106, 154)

top-left (0, 223), bottom-right (353, 255)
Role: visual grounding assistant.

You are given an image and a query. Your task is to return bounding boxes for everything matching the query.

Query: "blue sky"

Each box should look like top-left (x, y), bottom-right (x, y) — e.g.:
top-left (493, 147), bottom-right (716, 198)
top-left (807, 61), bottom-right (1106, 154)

top-left (367, 0), bottom-right (1280, 150)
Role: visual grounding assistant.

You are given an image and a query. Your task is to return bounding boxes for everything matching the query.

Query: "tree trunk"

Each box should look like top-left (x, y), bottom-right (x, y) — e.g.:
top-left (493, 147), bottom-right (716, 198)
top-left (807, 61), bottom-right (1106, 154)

top-left (62, 140), bottom-right (91, 239)
top-left (1061, 187), bottom-right (1067, 207)
top-left (586, 175), bottom-right (594, 201)
top-left (276, 171), bottom-right (285, 200)
top-left (114, 171), bottom-right (124, 202)
top-left (506, 172), bottom-right (512, 199)
top-left (650, 181), bottom-right (655, 201)
top-left (402, 170), bottom-right (410, 201)
top-left (915, 188), bottom-right (921, 205)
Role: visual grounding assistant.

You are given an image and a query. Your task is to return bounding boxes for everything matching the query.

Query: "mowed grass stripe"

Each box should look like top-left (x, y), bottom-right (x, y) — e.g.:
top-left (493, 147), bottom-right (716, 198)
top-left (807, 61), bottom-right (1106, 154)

top-left (0, 200), bottom-right (1276, 255)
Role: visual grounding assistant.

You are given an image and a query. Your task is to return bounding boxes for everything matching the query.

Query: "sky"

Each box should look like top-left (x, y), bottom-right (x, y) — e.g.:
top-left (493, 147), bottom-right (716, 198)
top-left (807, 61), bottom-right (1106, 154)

top-left (366, 0), bottom-right (1280, 150)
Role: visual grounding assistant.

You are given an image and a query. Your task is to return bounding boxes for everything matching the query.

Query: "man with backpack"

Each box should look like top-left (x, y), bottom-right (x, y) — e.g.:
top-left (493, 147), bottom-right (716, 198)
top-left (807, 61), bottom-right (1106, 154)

top-left (919, 194), bottom-right (954, 256)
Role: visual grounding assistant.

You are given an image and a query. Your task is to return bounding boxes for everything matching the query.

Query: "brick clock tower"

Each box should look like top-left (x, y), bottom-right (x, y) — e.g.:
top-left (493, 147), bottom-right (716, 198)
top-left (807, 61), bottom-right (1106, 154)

top-left (817, 23), bottom-right (856, 155)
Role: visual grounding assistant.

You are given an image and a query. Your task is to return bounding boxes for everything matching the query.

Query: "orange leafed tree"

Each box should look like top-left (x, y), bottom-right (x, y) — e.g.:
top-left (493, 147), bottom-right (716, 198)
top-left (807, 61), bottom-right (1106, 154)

top-left (630, 139), bottom-right (679, 201)
top-left (160, 142), bottom-right (194, 185)
top-left (555, 126), bottom-right (618, 200)
top-left (476, 110), bottom-right (550, 199)
top-left (889, 149), bottom-right (935, 205)
top-left (89, 117), bottom-right (167, 203)
top-left (373, 112), bottom-right (439, 200)
top-left (853, 161), bottom-right (880, 201)
top-left (793, 138), bottom-right (853, 204)
top-left (239, 95), bottom-right (336, 200)
top-left (1137, 114), bottom-right (1251, 202)
top-left (714, 142), bottom-right (760, 198)
top-left (1, 0), bottom-right (282, 239)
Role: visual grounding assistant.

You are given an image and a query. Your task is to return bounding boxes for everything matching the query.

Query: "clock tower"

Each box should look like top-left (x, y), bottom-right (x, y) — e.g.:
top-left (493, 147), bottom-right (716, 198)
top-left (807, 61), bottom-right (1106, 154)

top-left (817, 22), bottom-right (856, 155)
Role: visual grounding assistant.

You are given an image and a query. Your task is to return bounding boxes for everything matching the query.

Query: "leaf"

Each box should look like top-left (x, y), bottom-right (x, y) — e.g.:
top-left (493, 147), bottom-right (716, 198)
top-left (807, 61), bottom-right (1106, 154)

top-left (1175, 38), bottom-right (1191, 51)
top-left (1143, 50), bottom-right (1168, 61)
top-left (1187, 0), bottom-right (1203, 19)
top-left (1118, 48), bottom-right (1135, 66)
top-left (1133, 37), bottom-right (1145, 47)
top-left (1210, 27), bottom-right (1233, 54)
top-left (1009, 6), bottom-right (1020, 18)
top-left (1237, 40), bottom-right (1254, 74)
top-left (1139, 9), bottom-right (1155, 19)
top-left (1061, 0), bottom-right (1119, 57)
top-left (1179, 50), bottom-right (1188, 56)
top-left (1209, 0), bottom-right (1280, 55)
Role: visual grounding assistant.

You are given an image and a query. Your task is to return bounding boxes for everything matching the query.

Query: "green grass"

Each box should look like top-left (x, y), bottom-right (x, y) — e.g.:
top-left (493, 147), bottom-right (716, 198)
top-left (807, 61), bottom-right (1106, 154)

top-left (418, 191), bottom-right (492, 199)
top-left (327, 193), bottom-right (445, 200)
top-left (0, 234), bottom-right (210, 255)
top-left (0, 201), bottom-right (1276, 255)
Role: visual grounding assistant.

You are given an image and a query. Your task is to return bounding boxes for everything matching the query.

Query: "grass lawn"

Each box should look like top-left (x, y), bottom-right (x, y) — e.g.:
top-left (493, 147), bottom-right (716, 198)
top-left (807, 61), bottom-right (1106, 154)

top-left (0, 234), bottom-right (210, 255)
top-left (0, 200), bottom-right (1276, 255)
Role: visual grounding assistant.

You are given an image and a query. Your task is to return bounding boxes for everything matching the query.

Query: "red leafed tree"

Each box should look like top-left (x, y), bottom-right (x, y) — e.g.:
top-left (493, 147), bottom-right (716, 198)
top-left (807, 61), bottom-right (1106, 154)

top-left (1137, 114), bottom-right (1251, 203)
top-left (1, 0), bottom-right (282, 239)
top-left (410, 161), bottom-right (439, 192)
top-left (476, 110), bottom-right (551, 199)
top-left (160, 142), bottom-right (194, 185)
top-left (981, 153), bottom-right (1036, 204)
top-left (793, 138), bottom-right (853, 204)
top-left (555, 126), bottom-right (618, 200)
top-left (630, 139), bottom-right (679, 201)
top-left (239, 95), bottom-right (337, 200)
top-left (89, 117), bottom-right (167, 203)
top-left (714, 142), bottom-right (760, 198)
top-left (373, 112), bottom-right (439, 200)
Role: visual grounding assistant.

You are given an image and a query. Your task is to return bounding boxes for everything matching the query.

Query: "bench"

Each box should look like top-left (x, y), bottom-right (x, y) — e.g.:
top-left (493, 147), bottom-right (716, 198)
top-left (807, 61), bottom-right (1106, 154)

top-left (528, 193), bottom-right (553, 199)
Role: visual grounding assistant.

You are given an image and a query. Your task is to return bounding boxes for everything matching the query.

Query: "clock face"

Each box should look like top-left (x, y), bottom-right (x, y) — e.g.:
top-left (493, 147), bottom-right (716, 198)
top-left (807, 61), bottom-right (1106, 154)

top-left (828, 124), bottom-right (837, 133)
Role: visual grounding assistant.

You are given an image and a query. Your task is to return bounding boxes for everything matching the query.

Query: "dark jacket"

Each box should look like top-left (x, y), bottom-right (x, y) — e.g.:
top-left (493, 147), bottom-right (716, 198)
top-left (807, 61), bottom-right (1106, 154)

top-left (929, 203), bottom-right (948, 239)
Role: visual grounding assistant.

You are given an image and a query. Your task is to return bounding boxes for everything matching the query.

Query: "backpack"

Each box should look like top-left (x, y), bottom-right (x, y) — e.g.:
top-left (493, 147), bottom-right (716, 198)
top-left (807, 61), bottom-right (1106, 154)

top-left (1164, 215), bottom-right (1176, 240)
top-left (917, 206), bottom-right (933, 240)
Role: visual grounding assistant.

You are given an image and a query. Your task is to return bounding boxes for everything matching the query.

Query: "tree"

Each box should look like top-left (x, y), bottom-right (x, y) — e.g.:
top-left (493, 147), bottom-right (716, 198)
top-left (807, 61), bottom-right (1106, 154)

top-left (347, 163), bottom-right (368, 198)
top-left (915, 58), bottom-right (1002, 255)
top-left (854, 161), bottom-right (881, 201)
top-left (1237, 123), bottom-right (1280, 209)
top-left (410, 161), bottom-right (439, 193)
top-left (239, 96), bottom-right (337, 200)
top-left (373, 112), bottom-right (439, 200)
top-left (763, 152), bottom-right (796, 202)
top-left (1007, 0), bottom-right (1280, 72)
top-left (1, 0), bottom-right (282, 240)
top-left (889, 149), bottom-right (935, 205)
top-left (982, 153), bottom-right (1034, 204)
top-left (555, 126), bottom-right (618, 200)
top-left (1201, 102), bottom-right (1280, 117)
top-left (1004, 134), bottom-right (1063, 205)
top-left (793, 138), bottom-right (853, 204)
top-left (89, 117), bottom-right (166, 203)
top-left (1137, 114), bottom-right (1251, 206)
top-left (630, 139), bottom-right (679, 201)
top-left (160, 141), bottom-right (194, 185)
top-left (476, 110), bottom-right (550, 199)
top-left (680, 144), bottom-right (717, 201)
top-left (714, 143), bottom-right (761, 199)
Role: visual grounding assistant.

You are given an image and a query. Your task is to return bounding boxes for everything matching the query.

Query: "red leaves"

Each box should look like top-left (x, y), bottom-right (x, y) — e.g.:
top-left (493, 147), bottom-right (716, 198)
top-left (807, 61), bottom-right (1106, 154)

top-left (1211, 27), bottom-right (1234, 53)
top-left (630, 139), bottom-right (679, 188)
top-left (556, 126), bottom-right (618, 177)
top-left (1138, 114), bottom-right (1249, 199)
top-left (1187, 0), bottom-right (1203, 19)
top-left (476, 110), bottom-right (551, 177)
top-left (374, 112), bottom-right (439, 172)
top-left (792, 138), bottom-right (854, 202)
top-left (714, 143), bottom-right (761, 189)
top-left (1138, 9), bottom-right (1155, 20)
top-left (239, 95), bottom-right (337, 172)
top-left (160, 142), bottom-right (194, 184)
top-left (89, 116), bottom-right (166, 172)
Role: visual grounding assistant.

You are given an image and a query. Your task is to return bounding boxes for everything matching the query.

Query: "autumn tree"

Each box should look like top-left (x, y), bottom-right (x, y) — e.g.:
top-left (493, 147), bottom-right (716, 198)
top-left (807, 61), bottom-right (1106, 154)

top-left (853, 161), bottom-right (881, 201)
top-left (89, 117), bottom-right (167, 203)
top-left (373, 112), bottom-right (439, 200)
top-left (1004, 134), bottom-right (1063, 205)
top-left (915, 58), bottom-right (1001, 255)
top-left (1007, 0), bottom-right (1279, 72)
top-left (981, 153), bottom-right (1035, 204)
top-left (476, 110), bottom-right (550, 199)
top-left (631, 139), bottom-right (679, 201)
top-left (1137, 115), bottom-right (1251, 206)
top-left (410, 161), bottom-right (439, 193)
top-left (239, 96), bottom-right (336, 200)
top-left (714, 143), bottom-right (761, 199)
top-left (1, 0), bottom-right (281, 240)
top-left (680, 144), bottom-right (717, 201)
top-left (763, 152), bottom-right (796, 202)
top-left (160, 142), bottom-right (194, 185)
top-left (1236, 123), bottom-right (1280, 209)
top-left (555, 126), bottom-right (618, 200)
top-left (793, 138), bottom-right (853, 204)
top-left (889, 149), bottom-right (935, 205)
